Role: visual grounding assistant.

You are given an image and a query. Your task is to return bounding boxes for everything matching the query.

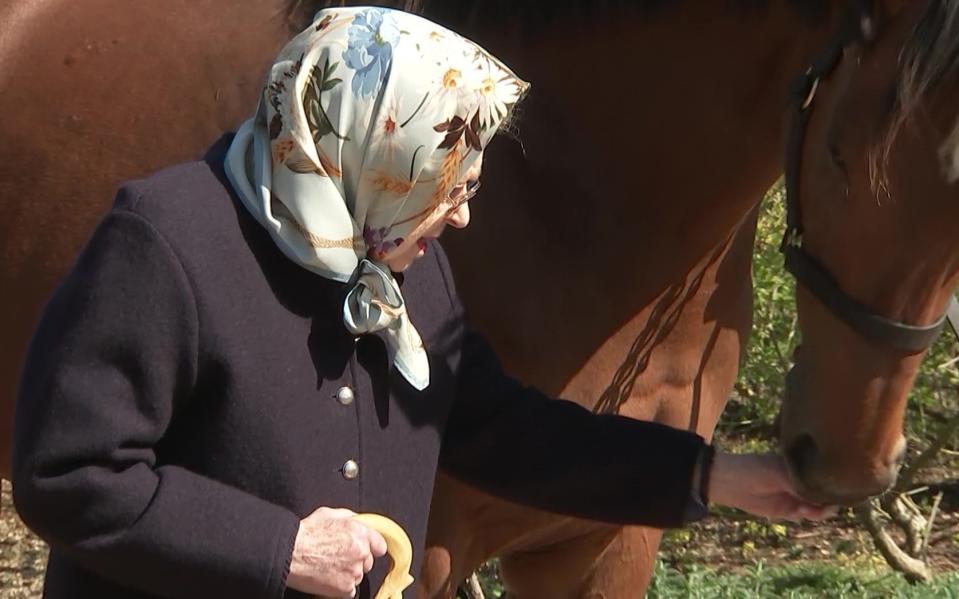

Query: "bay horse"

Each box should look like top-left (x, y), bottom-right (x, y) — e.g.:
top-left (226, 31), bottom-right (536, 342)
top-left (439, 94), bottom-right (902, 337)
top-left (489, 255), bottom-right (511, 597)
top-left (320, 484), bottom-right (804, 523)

top-left (1, 1), bottom-right (957, 598)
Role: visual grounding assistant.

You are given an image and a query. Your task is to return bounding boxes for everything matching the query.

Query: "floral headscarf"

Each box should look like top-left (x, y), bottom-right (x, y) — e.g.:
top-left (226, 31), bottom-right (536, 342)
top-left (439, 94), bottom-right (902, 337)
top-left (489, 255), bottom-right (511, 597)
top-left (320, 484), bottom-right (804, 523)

top-left (225, 7), bottom-right (528, 390)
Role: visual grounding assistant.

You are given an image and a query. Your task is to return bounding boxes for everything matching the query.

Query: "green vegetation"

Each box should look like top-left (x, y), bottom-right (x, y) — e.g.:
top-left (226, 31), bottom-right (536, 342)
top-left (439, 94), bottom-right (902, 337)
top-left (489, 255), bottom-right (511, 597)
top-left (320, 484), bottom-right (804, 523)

top-left (647, 560), bottom-right (959, 598)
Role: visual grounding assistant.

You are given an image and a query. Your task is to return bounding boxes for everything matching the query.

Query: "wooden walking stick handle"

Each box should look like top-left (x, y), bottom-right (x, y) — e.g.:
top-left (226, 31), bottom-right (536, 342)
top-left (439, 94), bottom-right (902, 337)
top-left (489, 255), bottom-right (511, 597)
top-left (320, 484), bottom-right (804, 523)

top-left (352, 513), bottom-right (414, 599)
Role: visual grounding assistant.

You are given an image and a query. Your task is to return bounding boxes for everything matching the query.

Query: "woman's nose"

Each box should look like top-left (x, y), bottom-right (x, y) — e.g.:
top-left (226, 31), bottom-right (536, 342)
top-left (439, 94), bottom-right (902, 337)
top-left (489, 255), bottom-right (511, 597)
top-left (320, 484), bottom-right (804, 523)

top-left (446, 203), bottom-right (470, 228)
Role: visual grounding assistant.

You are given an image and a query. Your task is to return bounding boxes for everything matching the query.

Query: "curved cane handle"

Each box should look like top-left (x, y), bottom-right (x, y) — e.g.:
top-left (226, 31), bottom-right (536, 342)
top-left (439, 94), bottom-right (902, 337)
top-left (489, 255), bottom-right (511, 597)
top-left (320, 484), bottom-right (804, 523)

top-left (352, 513), bottom-right (414, 599)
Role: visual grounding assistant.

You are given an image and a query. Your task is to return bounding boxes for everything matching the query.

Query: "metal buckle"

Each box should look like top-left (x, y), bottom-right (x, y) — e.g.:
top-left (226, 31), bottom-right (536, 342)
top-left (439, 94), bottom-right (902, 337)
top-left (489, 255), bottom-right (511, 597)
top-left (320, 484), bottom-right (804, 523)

top-left (801, 71), bottom-right (820, 111)
top-left (784, 228), bottom-right (804, 249)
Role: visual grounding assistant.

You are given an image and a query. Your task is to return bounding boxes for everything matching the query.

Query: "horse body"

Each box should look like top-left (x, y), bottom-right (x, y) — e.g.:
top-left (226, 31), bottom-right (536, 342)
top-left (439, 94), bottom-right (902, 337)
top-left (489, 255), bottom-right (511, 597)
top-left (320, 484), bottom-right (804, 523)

top-left (4, 1), bottom-right (959, 598)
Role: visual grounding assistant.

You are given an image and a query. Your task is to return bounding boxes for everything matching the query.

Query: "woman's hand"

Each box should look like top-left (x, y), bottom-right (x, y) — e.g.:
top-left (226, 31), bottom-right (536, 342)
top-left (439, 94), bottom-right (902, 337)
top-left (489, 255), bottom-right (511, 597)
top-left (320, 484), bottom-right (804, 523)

top-left (708, 452), bottom-right (836, 522)
top-left (286, 506), bottom-right (389, 598)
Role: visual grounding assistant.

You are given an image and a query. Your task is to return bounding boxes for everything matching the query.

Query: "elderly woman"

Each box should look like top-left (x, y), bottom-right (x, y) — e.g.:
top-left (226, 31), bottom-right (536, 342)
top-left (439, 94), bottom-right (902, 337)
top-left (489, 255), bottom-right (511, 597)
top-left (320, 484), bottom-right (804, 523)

top-left (12, 7), bottom-right (828, 599)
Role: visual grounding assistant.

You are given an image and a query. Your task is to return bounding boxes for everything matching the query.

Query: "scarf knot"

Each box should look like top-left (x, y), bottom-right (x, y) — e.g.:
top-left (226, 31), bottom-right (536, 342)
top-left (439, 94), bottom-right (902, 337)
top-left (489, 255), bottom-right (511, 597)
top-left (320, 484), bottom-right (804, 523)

top-left (343, 259), bottom-right (429, 390)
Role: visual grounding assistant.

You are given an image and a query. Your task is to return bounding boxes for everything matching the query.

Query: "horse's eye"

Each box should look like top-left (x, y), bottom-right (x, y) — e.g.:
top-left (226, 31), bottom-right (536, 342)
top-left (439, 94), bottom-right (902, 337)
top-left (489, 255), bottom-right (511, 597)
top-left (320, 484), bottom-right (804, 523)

top-left (466, 179), bottom-right (480, 193)
top-left (828, 141), bottom-right (848, 174)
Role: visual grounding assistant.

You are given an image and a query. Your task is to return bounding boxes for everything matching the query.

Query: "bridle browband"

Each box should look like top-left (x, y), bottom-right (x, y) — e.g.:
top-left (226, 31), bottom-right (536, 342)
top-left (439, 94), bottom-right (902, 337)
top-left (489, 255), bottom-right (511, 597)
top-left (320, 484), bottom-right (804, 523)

top-left (782, 0), bottom-right (956, 353)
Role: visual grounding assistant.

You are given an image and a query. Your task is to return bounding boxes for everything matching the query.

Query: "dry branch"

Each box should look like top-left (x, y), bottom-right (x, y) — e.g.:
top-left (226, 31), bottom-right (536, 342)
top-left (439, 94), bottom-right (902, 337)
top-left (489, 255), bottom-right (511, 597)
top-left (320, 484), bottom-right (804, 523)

top-left (855, 502), bottom-right (931, 583)
top-left (461, 573), bottom-right (486, 599)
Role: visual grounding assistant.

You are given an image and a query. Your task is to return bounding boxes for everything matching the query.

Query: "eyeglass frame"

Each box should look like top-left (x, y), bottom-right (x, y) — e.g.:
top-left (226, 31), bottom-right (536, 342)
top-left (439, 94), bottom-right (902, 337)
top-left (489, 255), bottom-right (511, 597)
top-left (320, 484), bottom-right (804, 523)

top-left (447, 180), bottom-right (481, 211)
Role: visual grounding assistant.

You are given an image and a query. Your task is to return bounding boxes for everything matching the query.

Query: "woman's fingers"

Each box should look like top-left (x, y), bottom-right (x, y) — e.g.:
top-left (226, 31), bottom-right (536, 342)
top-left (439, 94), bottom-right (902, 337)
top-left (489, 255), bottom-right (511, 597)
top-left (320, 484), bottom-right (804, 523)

top-left (711, 452), bottom-right (841, 522)
top-left (368, 529), bottom-right (388, 557)
top-left (363, 552), bottom-right (375, 573)
top-left (287, 505), bottom-right (383, 596)
top-left (753, 492), bottom-right (838, 522)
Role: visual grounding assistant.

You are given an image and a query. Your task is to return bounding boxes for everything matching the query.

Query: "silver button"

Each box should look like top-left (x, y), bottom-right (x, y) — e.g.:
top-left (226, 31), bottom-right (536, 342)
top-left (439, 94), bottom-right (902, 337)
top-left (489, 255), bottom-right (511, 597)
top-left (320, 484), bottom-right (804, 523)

top-left (336, 386), bottom-right (355, 405)
top-left (342, 459), bottom-right (359, 480)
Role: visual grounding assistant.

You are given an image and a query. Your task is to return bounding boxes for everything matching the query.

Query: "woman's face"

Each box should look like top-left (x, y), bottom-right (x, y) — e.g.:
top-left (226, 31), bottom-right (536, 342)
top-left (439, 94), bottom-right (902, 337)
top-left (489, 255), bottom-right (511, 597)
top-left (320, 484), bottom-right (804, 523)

top-left (384, 154), bottom-right (483, 272)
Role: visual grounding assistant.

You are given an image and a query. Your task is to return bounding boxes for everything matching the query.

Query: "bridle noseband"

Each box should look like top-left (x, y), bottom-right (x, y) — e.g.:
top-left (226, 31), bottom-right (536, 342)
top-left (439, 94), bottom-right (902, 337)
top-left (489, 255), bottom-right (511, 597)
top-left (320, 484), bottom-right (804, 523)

top-left (782, 0), bottom-right (956, 353)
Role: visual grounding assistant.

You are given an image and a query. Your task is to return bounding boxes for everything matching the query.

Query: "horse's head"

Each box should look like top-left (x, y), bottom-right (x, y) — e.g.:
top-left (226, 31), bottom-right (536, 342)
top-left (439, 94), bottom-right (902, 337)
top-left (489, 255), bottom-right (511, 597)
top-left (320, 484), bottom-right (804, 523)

top-left (778, 0), bottom-right (959, 505)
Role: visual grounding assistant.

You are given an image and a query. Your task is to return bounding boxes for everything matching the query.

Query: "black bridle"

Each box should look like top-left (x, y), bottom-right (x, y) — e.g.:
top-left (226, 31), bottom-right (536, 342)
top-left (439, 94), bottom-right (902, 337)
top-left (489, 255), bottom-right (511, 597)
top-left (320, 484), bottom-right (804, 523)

top-left (782, 0), bottom-right (956, 353)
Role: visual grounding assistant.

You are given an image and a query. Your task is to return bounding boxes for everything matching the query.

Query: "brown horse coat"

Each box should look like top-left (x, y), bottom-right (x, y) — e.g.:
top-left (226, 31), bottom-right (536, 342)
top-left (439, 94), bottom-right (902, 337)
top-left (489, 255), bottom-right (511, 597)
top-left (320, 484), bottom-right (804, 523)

top-left (10, 1), bottom-right (958, 597)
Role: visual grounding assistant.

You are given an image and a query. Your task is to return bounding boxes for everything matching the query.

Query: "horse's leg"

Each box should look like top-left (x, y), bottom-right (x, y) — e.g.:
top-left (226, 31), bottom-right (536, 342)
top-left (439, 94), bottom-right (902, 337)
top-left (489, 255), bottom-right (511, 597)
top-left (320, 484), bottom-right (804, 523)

top-left (424, 503), bottom-right (661, 599)
top-left (497, 525), bottom-right (633, 599)
top-left (418, 475), bottom-right (548, 598)
top-left (419, 474), bottom-right (618, 599)
top-left (572, 527), bottom-right (664, 598)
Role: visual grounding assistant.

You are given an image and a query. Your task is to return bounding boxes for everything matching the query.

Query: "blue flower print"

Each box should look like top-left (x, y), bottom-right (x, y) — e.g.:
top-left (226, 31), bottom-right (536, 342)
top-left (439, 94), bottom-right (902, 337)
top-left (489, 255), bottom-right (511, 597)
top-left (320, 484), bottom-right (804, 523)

top-left (344, 9), bottom-right (401, 99)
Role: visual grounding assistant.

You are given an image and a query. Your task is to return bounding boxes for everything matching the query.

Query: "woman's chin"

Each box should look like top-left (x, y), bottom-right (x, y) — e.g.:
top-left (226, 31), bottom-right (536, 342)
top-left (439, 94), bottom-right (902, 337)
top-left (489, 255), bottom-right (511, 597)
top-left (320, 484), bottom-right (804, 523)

top-left (385, 255), bottom-right (417, 273)
top-left (384, 241), bottom-right (427, 273)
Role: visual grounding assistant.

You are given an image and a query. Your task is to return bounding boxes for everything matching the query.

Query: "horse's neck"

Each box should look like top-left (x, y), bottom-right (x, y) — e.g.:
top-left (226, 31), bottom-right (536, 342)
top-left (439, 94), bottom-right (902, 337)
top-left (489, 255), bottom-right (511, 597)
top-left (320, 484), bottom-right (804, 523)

top-left (445, 3), bottom-right (844, 405)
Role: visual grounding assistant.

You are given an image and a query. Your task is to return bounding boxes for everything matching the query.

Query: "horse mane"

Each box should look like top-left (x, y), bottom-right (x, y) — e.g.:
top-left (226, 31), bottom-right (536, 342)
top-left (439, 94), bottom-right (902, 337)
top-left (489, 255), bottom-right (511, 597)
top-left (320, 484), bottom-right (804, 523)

top-left (897, 0), bottom-right (959, 122)
top-left (871, 0), bottom-right (959, 191)
top-left (287, 0), bottom-right (828, 34)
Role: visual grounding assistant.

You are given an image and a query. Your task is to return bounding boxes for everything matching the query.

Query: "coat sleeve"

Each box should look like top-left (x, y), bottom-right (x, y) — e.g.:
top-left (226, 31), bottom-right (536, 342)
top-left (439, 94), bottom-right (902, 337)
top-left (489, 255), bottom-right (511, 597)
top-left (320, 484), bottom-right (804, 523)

top-left (433, 252), bottom-right (707, 529)
top-left (12, 204), bottom-right (299, 599)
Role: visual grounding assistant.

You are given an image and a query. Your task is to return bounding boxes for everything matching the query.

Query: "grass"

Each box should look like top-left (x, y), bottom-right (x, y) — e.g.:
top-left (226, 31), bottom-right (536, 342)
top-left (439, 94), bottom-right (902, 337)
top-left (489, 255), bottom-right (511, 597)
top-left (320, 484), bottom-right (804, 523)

top-left (468, 558), bottom-right (959, 598)
top-left (647, 561), bottom-right (959, 599)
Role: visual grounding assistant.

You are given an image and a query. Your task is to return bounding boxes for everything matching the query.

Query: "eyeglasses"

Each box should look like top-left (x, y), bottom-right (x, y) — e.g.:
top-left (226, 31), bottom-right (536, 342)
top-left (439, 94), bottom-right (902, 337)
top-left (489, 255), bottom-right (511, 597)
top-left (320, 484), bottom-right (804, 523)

top-left (447, 180), bottom-right (481, 210)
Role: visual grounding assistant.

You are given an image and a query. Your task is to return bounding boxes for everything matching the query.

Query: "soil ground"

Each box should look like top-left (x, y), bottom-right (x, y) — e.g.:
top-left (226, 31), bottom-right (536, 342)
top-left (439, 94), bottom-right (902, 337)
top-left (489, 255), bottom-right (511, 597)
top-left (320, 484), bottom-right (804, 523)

top-left (3, 471), bottom-right (959, 597)
top-left (661, 479), bottom-right (959, 576)
top-left (0, 481), bottom-right (46, 598)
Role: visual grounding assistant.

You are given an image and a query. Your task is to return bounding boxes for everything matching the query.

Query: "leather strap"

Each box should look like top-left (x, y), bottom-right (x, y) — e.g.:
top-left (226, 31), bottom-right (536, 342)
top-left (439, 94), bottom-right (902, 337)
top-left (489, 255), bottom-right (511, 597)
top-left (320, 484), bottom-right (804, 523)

top-left (784, 246), bottom-right (949, 353)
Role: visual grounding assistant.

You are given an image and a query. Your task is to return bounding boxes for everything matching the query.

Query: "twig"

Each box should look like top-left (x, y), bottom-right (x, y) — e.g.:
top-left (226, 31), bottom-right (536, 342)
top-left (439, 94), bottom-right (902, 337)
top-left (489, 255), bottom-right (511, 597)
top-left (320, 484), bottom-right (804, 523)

top-left (896, 409), bottom-right (959, 494)
top-left (929, 521), bottom-right (959, 546)
top-left (462, 573), bottom-right (486, 599)
top-left (879, 495), bottom-right (925, 556)
top-left (920, 492), bottom-right (943, 560)
top-left (938, 355), bottom-right (959, 370)
top-left (793, 530), bottom-right (827, 540)
top-left (855, 501), bottom-right (931, 583)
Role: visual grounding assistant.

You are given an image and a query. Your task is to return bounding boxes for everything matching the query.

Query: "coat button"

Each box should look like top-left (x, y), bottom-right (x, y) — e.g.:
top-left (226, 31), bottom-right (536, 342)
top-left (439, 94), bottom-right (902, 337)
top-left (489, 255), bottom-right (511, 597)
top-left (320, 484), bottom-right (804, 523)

top-left (336, 386), bottom-right (355, 405)
top-left (342, 459), bottom-right (359, 480)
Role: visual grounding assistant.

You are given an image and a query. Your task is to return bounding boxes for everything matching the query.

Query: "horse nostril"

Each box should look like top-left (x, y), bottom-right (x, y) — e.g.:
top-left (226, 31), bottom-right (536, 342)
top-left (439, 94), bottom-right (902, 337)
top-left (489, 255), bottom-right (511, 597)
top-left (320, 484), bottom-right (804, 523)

top-left (786, 433), bottom-right (818, 481)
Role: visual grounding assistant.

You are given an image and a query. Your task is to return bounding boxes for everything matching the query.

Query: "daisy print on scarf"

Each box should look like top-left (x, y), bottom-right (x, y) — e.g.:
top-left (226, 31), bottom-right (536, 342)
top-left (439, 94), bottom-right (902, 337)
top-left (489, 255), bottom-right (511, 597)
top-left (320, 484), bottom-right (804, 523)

top-left (474, 55), bottom-right (526, 129)
top-left (225, 7), bottom-right (528, 390)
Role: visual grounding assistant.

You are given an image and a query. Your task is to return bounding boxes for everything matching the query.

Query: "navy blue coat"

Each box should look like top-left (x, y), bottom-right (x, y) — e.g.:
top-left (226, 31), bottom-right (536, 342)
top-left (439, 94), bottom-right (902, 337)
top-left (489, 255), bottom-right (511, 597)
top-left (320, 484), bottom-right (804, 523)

top-left (12, 141), bottom-right (706, 598)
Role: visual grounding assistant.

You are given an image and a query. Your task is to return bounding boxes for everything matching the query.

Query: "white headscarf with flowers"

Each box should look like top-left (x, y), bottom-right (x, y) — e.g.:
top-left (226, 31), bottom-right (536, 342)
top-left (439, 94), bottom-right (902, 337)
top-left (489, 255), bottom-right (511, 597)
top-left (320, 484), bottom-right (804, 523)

top-left (225, 7), bottom-right (528, 390)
